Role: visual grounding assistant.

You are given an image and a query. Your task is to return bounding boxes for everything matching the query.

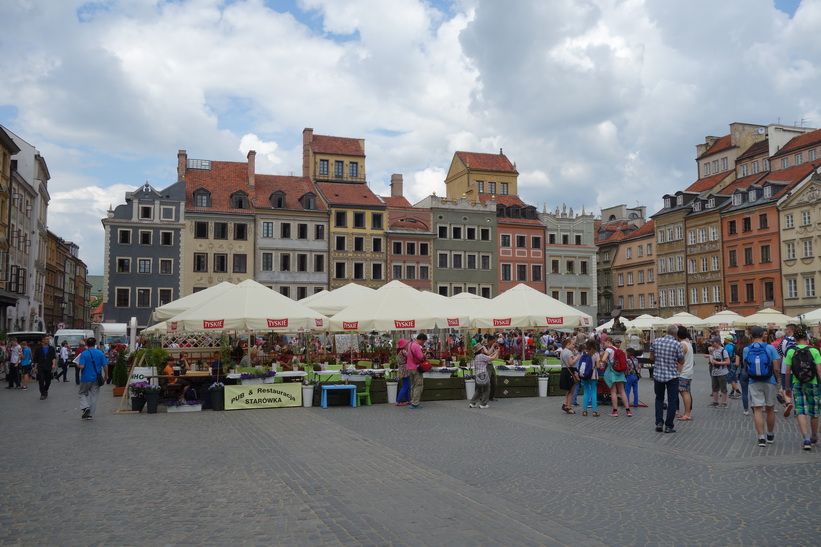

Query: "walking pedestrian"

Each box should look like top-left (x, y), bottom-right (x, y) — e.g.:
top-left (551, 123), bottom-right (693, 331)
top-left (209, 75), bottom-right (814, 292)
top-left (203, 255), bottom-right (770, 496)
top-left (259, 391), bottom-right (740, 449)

top-left (650, 325), bottom-right (685, 433)
top-left (743, 326), bottom-right (781, 448)
top-left (677, 327), bottom-right (694, 421)
top-left (406, 333), bottom-right (427, 409)
top-left (395, 339), bottom-right (410, 406)
top-left (55, 341), bottom-right (70, 382)
top-left (5, 338), bottom-right (21, 389)
top-left (559, 340), bottom-right (580, 414)
top-left (707, 336), bottom-right (730, 408)
top-left (602, 339), bottom-right (632, 417)
top-left (77, 337), bottom-right (107, 420)
top-left (783, 331), bottom-right (821, 450)
top-left (33, 335), bottom-right (57, 400)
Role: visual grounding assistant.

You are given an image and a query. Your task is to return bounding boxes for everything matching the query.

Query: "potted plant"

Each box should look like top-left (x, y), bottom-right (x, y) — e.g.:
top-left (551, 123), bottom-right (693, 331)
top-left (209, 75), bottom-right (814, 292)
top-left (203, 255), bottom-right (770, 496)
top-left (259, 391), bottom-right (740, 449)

top-left (302, 378), bottom-right (316, 407)
top-left (534, 370), bottom-right (550, 397)
top-left (130, 381), bottom-right (161, 413)
top-left (112, 350), bottom-right (130, 397)
top-left (208, 382), bottom-right (225, 411)
top-left (463, 372), bottom-right (476, 400)
top-left (166, 399), bottom-right (204, 412)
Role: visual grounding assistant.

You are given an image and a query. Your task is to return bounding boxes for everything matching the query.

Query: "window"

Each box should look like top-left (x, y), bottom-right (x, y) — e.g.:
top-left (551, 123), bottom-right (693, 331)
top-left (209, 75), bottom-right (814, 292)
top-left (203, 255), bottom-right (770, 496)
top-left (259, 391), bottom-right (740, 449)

top-left (761, 245), bottom-right (771, 263)
top-left (393, 242), bottom-right (403, 255)
top-left (730, 285), bottom-right (739, 303)
top-left (648, 293), bottom-right (655, 307)
top-left (297, 254), bottom-right (308, 272)
top-left (567, 291), bottom-right (575, 306)
top-left (480, 255), bottom-right (490, 270)
top-left (687, 259), bottom-right (696, 274)
top-left (349, 161), bottom-right (359, 178)
top-left (271, 192), bottom-right (285, 208)
top-left (480, 228), bottom-right (490, 241)
top-left (160, 231), bottom-right (173, 246)
top-left (567, 260), bottom-right (575, 274)
top-left (208, 253), bottom-right (225, 273)
top-left (704, 162), bottom-right (711, 176)
top-left (627, 272), bottom-right (634, 285)
top-left (786, 242), bottom-right (795, 260)
top-left (467, 254), bottom-right (476, 269)
top-left (782, 158), bottom-right (789, 169)
top-left (466, 227), bottom-right (476, 240)
top-left (438, 253), bottom-right (448, 268)
top-left (709, 226), bottom-right (718, 241)
top-left (297, 224), bottom-right (308, 239)
top-left (802, 211), bottom-right (811, 226)
top-left (281, 223), bottom-right (291, 239)
top-left (319, 159), bottom-right (329, 175)
top-left (193, 253), bottom-right (207, 272)
top-left (788, 278), bottom-right (798, 298)
top-left (194, 190), bottom-right (211, 207)
top-left (722, 157), bottom-right (729, 171)
top-left (137, 230), bottom-right (150, 245)
top-left (262, 253), bottom-right (273, 271)
top-left (580, 292), bottom-right (588, 306)
top-left (335, 236), bottom-right (346, 251)
top-left (688, 231), bottom-right (696, 245)
top-left (701, 257), bottom-right (708, 272)
top-left (796, 153), bottom-right (804, 165)
top-left (372, 263), bottom-right (384, 280)
top-left (420, 243), bottom-right (429, 256)
top-left (438, 225), bottom-right (448, 238)
top-left (764, 186), bottom-right (772, 198)
top-left (335, 211), bottom-right (347, 227)
top-left (139, 205), bottom-right (153, 220)
top-left (353, 212), bottom-right (365, 229)
top-left (659, 291), bottom-right (666, 308)
top-left (452, 226), bottom-right (463, 239)
top-left (500, 234), bottom-right (511, 247)
top-left (741, 164), bottom-right (749, 177)
top-left (280, 286), bottom-right (290, 298)
top-left (810, 150), bottom-right (817, 161)
top-left (314, 255), bottom-right (324, 273)
top-left (405, 265), bottom-right (416, 280)
top-left (618, 273), bottom-right (624, 287)
top-left (138, 259), bottom-right (151, 274)
top-left (230, 192), bottom-right (249, 209)
top-left (575, 235), bottom-right (582, 245)
top-left (743, 248), bottom-right (753, 265)
top-left (637, 245), bottom-right (643, 257)
top-left (516, 264), bottom-right (527, 281)
top-left (233, 254), bottom-right (247, 273)
top-left (501, 264), bottom-right (512, 281)
top-left (488, 182), bottom-right (496, 194)
top-left (711, 256), bottom-right (719, 270)
top-left (728, 220), bottom-right (737, 235)
top-left (638, 270), bottom-right (644, 284)
top-left (477, 181), bottom-right (484, 193)
top-left (562, 235), bottom-right (569, 245)
top-left (647, 243), bottom-right (652, 255)
top-left (698, 229), bottom-right (706, 243)
top-left (354, 237), bottom-right (364, 252)
top-left (764, 281), bottom-right (774, 302)
top-left (334, 161), bottom-right (343, 178)
top-left (532, 264), bottom-right (542, 282)
top-left (213, 222), bottom-right (228, 239)
top-left (116, 258), bottom-right (131, 273)
top-left (626, 247), bottom-right (633, 259)
top-left (159, 259), bottom-right (173, 275)
top-left (764, 158), bottom-right (770, 170)
top-left (280, 254), bottom-right (291, 272)
top-left (746, 283), bottom-right (755, 302)
top-left (693, 201), bottom-right (701, 212)
top-left (549, 233), bottom-right (557, 244)
top-left (297, 287), bottom-right (308, 301)
top-left (531, 236), bottom-right (541, 249)
top-left (678, 288), bottom-right (685, 307)
top-left (315, 225), bottom-right (325, 240)
top-left (691, 288), bottom-right (698, 305)
top-left (372, 213), bottom-right (383, 230)
top-left (452, 253), bottom-right (463, 269)
top-left (742, 217), bottom-right (751, 232)
top-left (420, 266), bottom-right (429, 280)
top-left (712, 159), bottom-right (719, 173)
top-left (194, 222), bottom-right (208, 239)
top-left (658, 259), bottom-right (666, 274)
top-left (159, 288), bottom-right (173, 306)
top-left (728, 250), bottom-right (737, 267)
top-left (118, 229), bottom-right (131, 245)
top-left (406, 242), bottom-right (415, 255)
top-left (804, 240), bottom-right (813, 258)
top-left (334, 262), bottom-right (345, 279)
top-left (392, 265), bottom-right (402, 280)
top-left (639, 294), bottom-right (645, 308)
top-left (135, 288), bottom-right (150, 308)
top-left (516, 235), bottom-right (526, 248)
top-left (786, 214), bottom-right (794, 229)
top-left (500, 182), bottom-right (509, 195)
top-left (756, 214), bottom-right (768, 231)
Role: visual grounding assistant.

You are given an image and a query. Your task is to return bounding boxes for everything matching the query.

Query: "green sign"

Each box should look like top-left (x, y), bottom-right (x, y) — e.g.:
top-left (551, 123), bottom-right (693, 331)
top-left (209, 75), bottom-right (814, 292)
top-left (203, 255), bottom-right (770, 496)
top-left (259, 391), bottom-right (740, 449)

top-left (224, 383), bottom-right (301, 410)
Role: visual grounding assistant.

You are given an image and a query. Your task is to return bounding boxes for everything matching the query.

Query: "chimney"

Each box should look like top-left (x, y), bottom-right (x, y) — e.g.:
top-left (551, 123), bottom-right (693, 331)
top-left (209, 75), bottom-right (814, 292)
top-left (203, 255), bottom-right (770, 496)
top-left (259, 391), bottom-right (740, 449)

top-left (390, 174), bottom-right (403, 198)
top-left (247, 150), bottom-right (256, 188)
top-left (177, 150), bottom-right (187, 181)
top-left (302, 128), bottom-right (313, 177)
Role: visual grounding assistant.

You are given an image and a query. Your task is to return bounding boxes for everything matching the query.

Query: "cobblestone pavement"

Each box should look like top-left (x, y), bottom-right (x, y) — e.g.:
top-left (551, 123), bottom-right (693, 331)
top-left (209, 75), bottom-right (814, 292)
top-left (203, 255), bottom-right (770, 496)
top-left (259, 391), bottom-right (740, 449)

top-left (1, 356), bottom-right (819, 546)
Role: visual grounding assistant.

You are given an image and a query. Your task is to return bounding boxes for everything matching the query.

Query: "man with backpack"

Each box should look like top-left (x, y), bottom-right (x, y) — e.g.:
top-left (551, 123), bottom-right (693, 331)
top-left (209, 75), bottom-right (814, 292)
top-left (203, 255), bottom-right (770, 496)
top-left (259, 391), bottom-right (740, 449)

top-left (779, 324), bottom-right (798, 415)
top-left (707, 336), bottom-right (730, 408)
top-left (784, 331), bottom-right (821, 450)
top-left (724, 335), bottom-right (740, 399)
top-left (743, 326), bottom-right (782, 448)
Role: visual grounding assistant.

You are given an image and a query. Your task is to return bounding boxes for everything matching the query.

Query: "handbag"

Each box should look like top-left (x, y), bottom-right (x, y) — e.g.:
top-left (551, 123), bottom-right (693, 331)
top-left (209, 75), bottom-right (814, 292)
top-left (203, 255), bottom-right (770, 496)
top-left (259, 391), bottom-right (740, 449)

top-left (417, 360), bottom-right (432, 372)
top-left (475, 370), bottom-right (490, 386)
top-left (91, 352), bottom-right (105, 386)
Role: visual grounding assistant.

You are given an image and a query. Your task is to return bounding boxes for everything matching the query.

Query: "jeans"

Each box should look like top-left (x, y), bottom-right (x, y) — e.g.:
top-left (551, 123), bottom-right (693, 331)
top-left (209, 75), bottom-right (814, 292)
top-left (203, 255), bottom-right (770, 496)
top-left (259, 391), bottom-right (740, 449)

top-left (655, 377), bottom-right (679, 429)
top-left (740, 373), bottom-right (749, 411)
top-left (78, 381), bottom-right (101, 417)
top-left (581, 379), bottom-right (597, 412)
top-left (410, 370), bottom-right (424, 406)
top-left (571, 381), bottom-right (580, 404)
top-left (7, 364), bottom-right (20, 388)
top-left (488, 364), bottom-right (497, 400)
top-left (38, 369), bottom-right (53, 396)
top-left (397, 376), bottom-right (410, 403)
top-left (55, 360), bottom-right (69, 382)
top-left (624, 374), bottom-right (639, 406)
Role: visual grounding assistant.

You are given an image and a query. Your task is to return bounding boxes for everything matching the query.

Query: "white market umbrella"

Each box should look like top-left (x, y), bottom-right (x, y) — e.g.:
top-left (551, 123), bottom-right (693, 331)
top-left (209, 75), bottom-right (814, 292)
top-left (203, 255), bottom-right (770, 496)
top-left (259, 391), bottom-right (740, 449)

top-left (302, 283), bottom-right (375, 316)
top-left (701, 310), bottom-right (744, 328)
top-left (448, 292), bottom-right (489, 318)
top-left (165, 279), bottom-right (328, 332)
top-left (142, 321), bottom-right (168, 334)
top-left (655, 312), bottom-right (709, 328)
top-left (628, 314), bottom-right (663, 330)
top-left (595, 317), bottom-right (634, 332)
top-left (329, 280), bottom-right (469, 332)
top-left (469, 284), bottom-right (592, 330)
top-left (733, 308), bottom-right (796, 329)
top-left (797, 307), bottom-right (821, 323)
top-left (151, 281), bottom-right (235, 322)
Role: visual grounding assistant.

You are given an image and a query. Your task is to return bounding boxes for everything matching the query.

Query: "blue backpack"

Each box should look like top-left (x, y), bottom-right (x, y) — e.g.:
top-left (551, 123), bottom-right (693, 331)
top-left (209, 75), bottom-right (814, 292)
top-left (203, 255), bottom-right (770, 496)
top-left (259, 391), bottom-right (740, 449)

top-left (578, 353), bottom-right (594, 380)
top-left (745, 342), bottom-right (774, 381)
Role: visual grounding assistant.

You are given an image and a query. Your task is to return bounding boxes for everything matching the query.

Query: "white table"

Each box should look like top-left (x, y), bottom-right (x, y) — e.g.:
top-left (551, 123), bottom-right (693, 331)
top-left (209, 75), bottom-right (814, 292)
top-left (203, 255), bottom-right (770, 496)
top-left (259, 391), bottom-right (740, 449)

top-left (225, 371), bottom-right (307, 380)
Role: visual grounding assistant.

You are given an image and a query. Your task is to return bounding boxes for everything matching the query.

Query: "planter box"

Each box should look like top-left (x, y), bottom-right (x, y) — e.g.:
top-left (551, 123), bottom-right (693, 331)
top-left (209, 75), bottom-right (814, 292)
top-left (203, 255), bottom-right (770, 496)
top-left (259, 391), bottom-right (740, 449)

top-left (167, 404), bottom-right (202, 413)
top-left (424, 372), bottom-right (454, 379)
top-left (341, 375), bottom-right (367, 382)
top-left (262, 377), bottom-right (277, 384)
top-left (497, 375), bottom-right (538, 398)
top-left (241, 378), bottom-right (263, 385)
top-left (497, 370), bottom-right (527, 377)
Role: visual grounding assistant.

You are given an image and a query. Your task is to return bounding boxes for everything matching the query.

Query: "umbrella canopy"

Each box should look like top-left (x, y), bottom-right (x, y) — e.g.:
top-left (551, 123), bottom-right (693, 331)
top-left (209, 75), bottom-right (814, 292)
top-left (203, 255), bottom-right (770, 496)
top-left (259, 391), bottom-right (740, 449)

top-left (152, 281), bottom-right (235, 322)
top-left (655, 312), bottom-right (709, 328)
top-left (302, 283), bottom-right (375, 316)
top-left (469, 284), bottom-right (592, 329)
top-left (142, 321), bottom-right (168, 334)
top-left (797, 307), bottom-right (821, 323)
top-left (328, 280), bottom-right (468, 332)
top-left (164, 279), bottom-right (328, 332)
top-left (701, 310), bottom-right (744, 328)
top-left (733, 308), bottom-right (796, 328)
top-left (626, 314), bottom-right (663, 330)
top-left (448, 292), bottom-right (489, 318)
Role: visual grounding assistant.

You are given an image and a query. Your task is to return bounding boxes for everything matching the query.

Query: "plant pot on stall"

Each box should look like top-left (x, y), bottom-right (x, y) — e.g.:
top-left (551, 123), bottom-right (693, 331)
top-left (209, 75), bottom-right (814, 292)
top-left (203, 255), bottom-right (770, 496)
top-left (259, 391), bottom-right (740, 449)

top-left (538, 376), bottom-right (549, 397)
top-left (145, 391), bottom-right (160, 414)
top-left (302, 385), bottom-right (315, 407)
top-left (386, 381), bottom-right (398, 404)
top-left (211, 390), bottom-right (224, 411)
top-left (113, 386), bottom-right (126, 397)
top-left (131, 396), bottom-right (146, 412)
top-left (464, 379), bottom-right (476, 401)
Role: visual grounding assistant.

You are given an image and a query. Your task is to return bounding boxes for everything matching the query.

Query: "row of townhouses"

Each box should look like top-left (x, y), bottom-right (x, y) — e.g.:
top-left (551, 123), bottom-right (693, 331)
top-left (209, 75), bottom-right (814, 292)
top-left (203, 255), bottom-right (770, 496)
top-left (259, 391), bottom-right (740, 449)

top-left (103, 128), bottom-right (599, 328)
top-left (0, 126), bottom-right (90, 333)
top-left (597, 122), bottom-right (821, 325)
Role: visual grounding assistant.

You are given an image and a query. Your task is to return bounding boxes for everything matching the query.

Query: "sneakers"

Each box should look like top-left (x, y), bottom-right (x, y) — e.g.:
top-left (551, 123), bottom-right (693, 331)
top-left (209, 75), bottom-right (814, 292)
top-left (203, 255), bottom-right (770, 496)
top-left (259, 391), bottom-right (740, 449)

top-left (743, 410), bottom-right (750, 416)
top-left (766, 434), bottom-right (775, 444)
top-left (803, 440), bottom-right (812, 451)
top-left (81, 408), bottom-right (90, 419)
top-left (719, 403), bottom-right (728, 409)
top-left (783, 403), bottom-right (794, 417)
top-left (626, 409), bottom-right (633, 417)
top-left (478, 404), bottom-right (489, 409)
top-left (469, 403), bottom-right (477, 408)
top-left (409, 405), bottom-right (422, 409)
top-left (664, 427), bottom-right (676, 433)
top-left (83, 415), bottom-right (92, 420)
top-left (758, 438), bottom-right (767, 448)
top-left (811, 437), bottom-right (819, 446)
top-left (610, 410), bottom-right (619, 417)
top-left (709, 402), bottom-right (719, 408)
top-left (655, 424), bottom-right (663, 432)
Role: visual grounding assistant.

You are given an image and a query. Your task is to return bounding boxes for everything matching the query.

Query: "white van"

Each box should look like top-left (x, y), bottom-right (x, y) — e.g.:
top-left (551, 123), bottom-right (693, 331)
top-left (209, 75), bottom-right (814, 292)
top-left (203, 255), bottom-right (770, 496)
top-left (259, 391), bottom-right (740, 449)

top-left (53, 329), bottom-right (95, 352)
top-left (92, 322), bottom-right (129, 348)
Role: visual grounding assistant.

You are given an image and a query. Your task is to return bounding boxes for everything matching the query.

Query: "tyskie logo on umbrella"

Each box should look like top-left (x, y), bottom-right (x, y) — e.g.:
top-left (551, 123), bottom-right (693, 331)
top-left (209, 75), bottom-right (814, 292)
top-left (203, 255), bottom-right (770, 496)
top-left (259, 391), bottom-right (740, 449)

top-left (447, 318), bottom-right (460, 327)
top-left (169, 321), bottom-right (178, 332)
top-left (203, 319), bottom-right (224, 329)
top-left (493, 318), bottom-right (512, 327)
top-left (342, 321), bottom-right (358, 330)
top-left (314, 318), bottom-right (324, 328)
top-left (545, 317), bottom-right (563, 325)
top-left (267, 319), bottom-right (288, 328)
top-left (394, 320), bottom-right (416, 329)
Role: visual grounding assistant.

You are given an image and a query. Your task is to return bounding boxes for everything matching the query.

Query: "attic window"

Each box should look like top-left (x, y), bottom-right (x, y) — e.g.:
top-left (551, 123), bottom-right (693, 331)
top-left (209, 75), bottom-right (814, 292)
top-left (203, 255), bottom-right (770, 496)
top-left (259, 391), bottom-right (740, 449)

top-left (193, 189), bottom-right (211, 208)
top-left (270, 191), bottom-right (285, 209)
top-left (747, 189), bottom-right (756, 202)
top-left (676, 195), bottom-right (683, 206)
top-left (732, 194), bottom-right (742, 206)
top-left (707, 198), bottom-right (715, 208)
top-left (187, 159), bottom-right (211, 170)
top-left (230, 191), bottom-right (249, 209)
top-left (663, 198), bottom-right (671, 209)
top-left (763, 186), bottom-right (772, 198)
top-left (300, 192), bottom-right (316, 210)
top-left (693, 201), bottom-right (701, 212)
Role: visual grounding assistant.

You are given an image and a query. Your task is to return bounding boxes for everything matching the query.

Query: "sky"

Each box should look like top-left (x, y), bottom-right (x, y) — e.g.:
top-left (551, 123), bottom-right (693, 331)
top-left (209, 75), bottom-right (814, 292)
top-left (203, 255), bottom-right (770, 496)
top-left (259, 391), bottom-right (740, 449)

top-left (0, 0), bottom-right (818, 276)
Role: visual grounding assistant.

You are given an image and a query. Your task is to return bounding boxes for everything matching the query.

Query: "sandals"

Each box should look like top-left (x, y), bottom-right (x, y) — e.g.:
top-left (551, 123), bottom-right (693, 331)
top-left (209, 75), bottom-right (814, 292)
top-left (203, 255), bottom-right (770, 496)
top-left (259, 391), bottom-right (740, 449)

top-left (561, 404), bottom-right (575, 414)
top-left (582, 411), bottom-right (588, 416)
top-left (592, 412), bottom-right (600, 417)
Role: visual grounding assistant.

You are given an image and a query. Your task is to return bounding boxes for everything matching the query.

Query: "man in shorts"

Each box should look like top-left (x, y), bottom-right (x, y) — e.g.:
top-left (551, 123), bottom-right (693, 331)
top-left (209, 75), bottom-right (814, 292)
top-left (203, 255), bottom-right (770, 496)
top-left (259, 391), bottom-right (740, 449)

top-left (743, 326), bottom-right (782, 448)
top-left (784, 331), bottom-right (821, 450)
top-left (707, 336), bottom-right (730, 408)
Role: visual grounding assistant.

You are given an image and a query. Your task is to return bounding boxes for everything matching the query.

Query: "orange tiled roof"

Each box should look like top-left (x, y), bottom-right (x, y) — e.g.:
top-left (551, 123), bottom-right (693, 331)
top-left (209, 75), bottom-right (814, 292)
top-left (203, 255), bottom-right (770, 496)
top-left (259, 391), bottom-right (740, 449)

top-left (698, 134), bottom-right (731, 158)
top-left (477, 194), bottom-right (529, 207)
top-left (716, 172), bottom-right (767, 195)
top-left (623, 219), bottom-right (655, 239)
top-left (254, 175), bottom-right (327, 211)
top-left (767, 161), bottom-right (821, 198)
top-left (310, 134), bottom-right (365, 157)
top-left (380, 196), bottom-right (412, 208)
top-left (596, 230), bottom-right (628, 245)
top-left (497, 217), bottom-right (544, 226)
top-left (773, 128), bottom-right (821, 157)
top-left (185, 160), bottom-right (253, 214)
top-left (737, 139), bottom-right (769, 161)
top-left (317, 182), bottom-right (384, 208)
top-left (685, 171), bottom-right (732, 193)
top-left (456, 151), bottom-right (517, 173)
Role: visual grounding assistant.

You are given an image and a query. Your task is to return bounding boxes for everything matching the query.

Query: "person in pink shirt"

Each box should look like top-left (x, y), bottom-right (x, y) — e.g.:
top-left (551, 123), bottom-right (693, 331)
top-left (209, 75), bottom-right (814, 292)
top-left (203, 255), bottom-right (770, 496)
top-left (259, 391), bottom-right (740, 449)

top-left (405, 333), bottom-right (427, 409)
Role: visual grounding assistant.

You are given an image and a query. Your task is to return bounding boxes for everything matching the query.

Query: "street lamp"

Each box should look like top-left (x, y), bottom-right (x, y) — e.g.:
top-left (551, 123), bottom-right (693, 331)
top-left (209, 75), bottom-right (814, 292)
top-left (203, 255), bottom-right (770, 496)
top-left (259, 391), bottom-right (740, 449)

top-left (59, 299), bottom-right (67, 328)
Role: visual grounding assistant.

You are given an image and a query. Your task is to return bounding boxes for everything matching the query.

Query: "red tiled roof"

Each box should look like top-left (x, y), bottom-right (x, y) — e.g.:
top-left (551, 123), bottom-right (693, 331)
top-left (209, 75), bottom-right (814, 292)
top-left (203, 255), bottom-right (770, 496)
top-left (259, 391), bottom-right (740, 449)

top-left (254, 175), bottom-right (327, 211)
top-left (477, 194), bottom-right (529, 207)
top-left (698, 134), bottom-right (731, 158)
top-left (685, 170), bottom-right (732, 193)
top-left (185, 160), bottom-right (254, 214)
top-left (596, 231), bottom-right (628, 245)
top-left (716, 172), bottom-right (767, 195)
top-left (456, 151), bottom-right (517, 173)
top-left (737, 139), bottom-right (769, 161)
top-left (766, 161), bottom-right (821, 198)
top-left (773, 128), bottom-right (821, 157)
top-left (497, 217), bottom-right (545, 226)
top-left (380, 196), bottom-right (412, 208)
top-left (317, 182), bottom-right (384, 208)
top-left (623, 219), bottom-right (655, 239)
top-left (310, 134), bottom-right (365, 157)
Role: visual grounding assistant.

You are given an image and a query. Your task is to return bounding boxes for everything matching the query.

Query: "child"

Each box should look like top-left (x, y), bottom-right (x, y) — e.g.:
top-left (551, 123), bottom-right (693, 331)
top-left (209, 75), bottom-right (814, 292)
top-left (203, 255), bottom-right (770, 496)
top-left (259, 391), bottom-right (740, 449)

top-left (625, 348), bottom-right (641, 408)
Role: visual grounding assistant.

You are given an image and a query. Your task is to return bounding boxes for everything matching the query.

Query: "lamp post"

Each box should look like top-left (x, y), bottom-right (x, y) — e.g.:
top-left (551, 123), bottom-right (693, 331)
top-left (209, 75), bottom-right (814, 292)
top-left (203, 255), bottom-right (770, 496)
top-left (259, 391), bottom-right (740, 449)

top-left (59, 299), bottom-right (67, 330)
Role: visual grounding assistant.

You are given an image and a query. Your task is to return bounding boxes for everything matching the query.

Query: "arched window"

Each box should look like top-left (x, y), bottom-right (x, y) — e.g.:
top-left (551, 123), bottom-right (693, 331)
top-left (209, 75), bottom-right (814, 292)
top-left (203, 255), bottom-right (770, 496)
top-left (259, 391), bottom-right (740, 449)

top-left (300, 192), bottom-right (316, 210)
top-left (230, 191), bottom-right (249, 209)
top-left (193, 189), bottom-right (211, 208)
top-left (270, 191), bottom-right (285, 209)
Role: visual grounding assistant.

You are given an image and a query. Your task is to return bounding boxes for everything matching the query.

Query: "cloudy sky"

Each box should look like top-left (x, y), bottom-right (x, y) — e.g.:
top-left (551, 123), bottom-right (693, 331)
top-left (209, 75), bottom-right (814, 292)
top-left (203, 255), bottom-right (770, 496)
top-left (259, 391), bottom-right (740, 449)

top-left (0, 0), bottom-right (817, 275)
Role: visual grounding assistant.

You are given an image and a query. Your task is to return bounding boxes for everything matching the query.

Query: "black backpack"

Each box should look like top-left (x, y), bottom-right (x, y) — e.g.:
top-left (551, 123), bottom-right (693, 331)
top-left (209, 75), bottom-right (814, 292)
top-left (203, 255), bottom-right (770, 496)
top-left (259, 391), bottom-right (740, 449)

top-left (791, 346), bottom-right (817, 384)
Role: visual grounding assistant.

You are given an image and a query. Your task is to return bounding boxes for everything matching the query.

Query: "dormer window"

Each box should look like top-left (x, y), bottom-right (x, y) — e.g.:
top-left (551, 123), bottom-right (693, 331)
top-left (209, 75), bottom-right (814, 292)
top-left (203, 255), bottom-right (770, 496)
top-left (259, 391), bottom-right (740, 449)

top-left (693, 201), bottom-right (701, 212)
top-left (747, 189), bottom-right (756, 202)
top-left (732, 194), bottom-right (742, 206)
top-left (510, 207), bottom-right (521, 218)
top-left (193, 189), bottom-right (211, 208)
top-left (230, 191), bottom-right (249, 209)
top-left (663, 198), bottom-right (671, 209)
top-left (763, 186), bottom-right (772, 198)
top-left (270, 191), bottom-right (286, 209)
top-left (707, 198), bottom-right (715, 208)
top-left (676, 195), bottom-right (683, 206)
top-left (300, 192), bottom-right (316, 210)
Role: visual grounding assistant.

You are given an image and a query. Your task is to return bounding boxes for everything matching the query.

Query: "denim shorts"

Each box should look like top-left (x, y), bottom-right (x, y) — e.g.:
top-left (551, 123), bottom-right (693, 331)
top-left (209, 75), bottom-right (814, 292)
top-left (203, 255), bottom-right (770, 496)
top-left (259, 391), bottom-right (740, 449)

top-left (726, 366), bottom-right (737, 383)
